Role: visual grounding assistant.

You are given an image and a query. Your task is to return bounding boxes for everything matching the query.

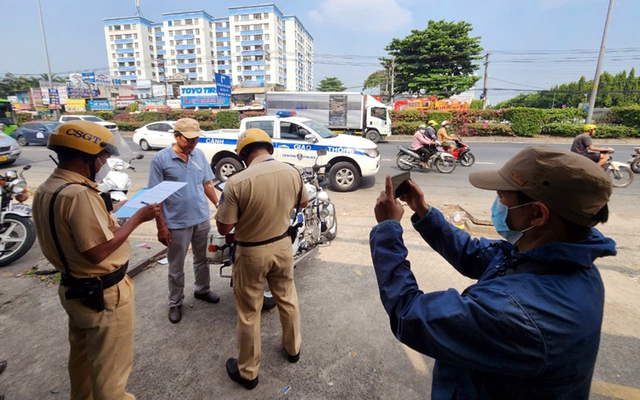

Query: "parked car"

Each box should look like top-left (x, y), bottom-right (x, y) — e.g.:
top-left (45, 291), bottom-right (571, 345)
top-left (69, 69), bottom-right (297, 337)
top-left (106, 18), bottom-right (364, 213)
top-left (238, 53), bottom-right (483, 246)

top-left (13, 121), bottom-right (61, 146)
top-left (0, 133), bottom-right (21, 166)
top-left (59, 115), bottom-right (118, 134)
top-left (132, 121), bottom-right (177, 151)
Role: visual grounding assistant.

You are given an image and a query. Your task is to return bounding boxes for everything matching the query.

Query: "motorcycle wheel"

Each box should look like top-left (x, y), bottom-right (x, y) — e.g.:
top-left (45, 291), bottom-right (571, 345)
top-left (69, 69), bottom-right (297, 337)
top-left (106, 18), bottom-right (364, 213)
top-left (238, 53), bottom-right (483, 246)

top-left (396, 155), bottom-right (415, 171)
top-left (631, 158), bottom-right (640, 173)
top-left (0, 215), bottom-right (36, 267)
top-left (435, 157), bottom-right (456, 174)
top-left (459, 152), bottom-right (476, 167)
top-left (607, 165), bottom-right (634, 188)
top-left (320, 203), bottom-right (338, 241)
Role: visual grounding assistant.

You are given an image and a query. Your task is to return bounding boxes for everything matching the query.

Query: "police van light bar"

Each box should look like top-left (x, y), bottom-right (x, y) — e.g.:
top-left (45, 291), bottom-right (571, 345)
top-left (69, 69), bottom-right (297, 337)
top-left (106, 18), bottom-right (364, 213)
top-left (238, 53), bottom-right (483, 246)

top-left (276, 110), bottom-right (297, 118)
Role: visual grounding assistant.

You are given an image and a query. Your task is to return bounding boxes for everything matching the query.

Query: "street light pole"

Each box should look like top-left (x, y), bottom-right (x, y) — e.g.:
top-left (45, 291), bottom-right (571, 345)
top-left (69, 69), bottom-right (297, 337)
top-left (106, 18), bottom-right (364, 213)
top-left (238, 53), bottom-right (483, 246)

top-left (586, 0), bottom-right (615, 123)
top-left (37, 0), bottom-right (57, 119)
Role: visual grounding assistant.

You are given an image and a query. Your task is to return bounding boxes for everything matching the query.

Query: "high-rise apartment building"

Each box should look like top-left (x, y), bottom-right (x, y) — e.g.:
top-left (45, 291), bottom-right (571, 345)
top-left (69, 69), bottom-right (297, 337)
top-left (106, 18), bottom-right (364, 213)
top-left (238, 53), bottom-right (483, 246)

top-left (103, 4), bottom-right (314, 91)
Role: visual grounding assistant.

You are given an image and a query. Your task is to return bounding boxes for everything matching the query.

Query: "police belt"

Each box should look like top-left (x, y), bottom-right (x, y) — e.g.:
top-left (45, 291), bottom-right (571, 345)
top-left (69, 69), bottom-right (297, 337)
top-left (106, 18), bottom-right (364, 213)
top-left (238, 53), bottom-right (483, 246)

top-left (61, 261), bottom-right (128, 290)
top-left (236, 231), bottom-right (289, 247)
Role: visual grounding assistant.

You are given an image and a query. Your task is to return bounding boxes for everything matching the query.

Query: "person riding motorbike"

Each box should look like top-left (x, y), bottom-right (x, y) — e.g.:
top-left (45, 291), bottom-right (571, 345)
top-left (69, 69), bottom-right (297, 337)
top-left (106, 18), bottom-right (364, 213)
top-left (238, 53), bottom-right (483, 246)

top-left (570, 124), bottom-right (613, 167)
top-left (412, 124), bottom-right (437, 167)
top-left (426, 120), bottom-right (438, 141)
top-left (437, 120), bottom-right (457, 152)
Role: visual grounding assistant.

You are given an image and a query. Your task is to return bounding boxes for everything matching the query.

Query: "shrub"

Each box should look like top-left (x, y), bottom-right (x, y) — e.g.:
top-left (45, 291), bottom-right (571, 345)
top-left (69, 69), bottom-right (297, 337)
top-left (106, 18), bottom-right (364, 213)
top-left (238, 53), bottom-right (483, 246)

top-left (541, 108), bottom-right (585, 124)
top-left (15, 113), bottom-right (33, 126)
top-left (392, 121), bottom-right (421, 136)
top-left (89, 111), bottom-right (115, 121)
top-left (125, 103), bottom-right (138, 112)
top-left (116, 121), bottom-right (143, 131)
top-left (390, 109), bottom-right (424, 122)
top-left (215, 110), bottom-right (241, 129)
top-left (199, 121), bottom-right (219, 130)
top-left (459, 122), bottom-right (514, 137)
top-left (541, 123), bottom-right (640, 138)
top-left (239, 111), bottom-right (267, 119)
top-left (503, 107), bottom-right (545, 137)
top-left (607, 106), bottom-right (640, 129)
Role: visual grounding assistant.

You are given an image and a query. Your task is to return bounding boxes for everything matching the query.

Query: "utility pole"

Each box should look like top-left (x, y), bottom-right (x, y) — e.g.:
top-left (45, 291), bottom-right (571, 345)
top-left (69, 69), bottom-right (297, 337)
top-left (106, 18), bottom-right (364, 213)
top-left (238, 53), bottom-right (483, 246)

top-left (586, 0), bottom-right (615, 123)
top-left (390, 56), bottom-right (396, 105)
top-left (37, 0), bottom-right (57, 119)
top-left (482, 52), bottom-right (490, 110)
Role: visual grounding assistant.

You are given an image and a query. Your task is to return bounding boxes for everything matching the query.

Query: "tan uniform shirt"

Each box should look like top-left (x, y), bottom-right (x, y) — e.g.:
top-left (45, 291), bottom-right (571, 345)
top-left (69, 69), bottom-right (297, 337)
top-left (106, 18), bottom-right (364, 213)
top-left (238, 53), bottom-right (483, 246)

top-left (215, 154), bottom-right (309, 243)
top-left (32, 168), bottom-right (130, 279)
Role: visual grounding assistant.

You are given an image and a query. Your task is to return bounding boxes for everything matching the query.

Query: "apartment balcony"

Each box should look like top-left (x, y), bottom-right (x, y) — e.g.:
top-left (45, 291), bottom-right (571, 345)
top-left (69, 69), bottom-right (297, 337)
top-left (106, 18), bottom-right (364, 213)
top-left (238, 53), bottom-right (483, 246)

top-left (155, 32), bottom-right (164, 37)
top-left (121, 75), bottom-right (138, 80)
top-left (116, 57), bottom-right (135, 62)
top-left (176, 63), bottom-right (197, 69)
top-left (240, 40), bottom-right (264, 46)
top-left (215, 27), bottom-right (230, 32)
top-left (114, 39), bottom-right (133, 44)
top-left (175, 35), bottom-right (195, 40)
top-left (241, 50), bottom-right (264, 56)
top-left (176, 54), bottom-right (196, 59)
top-left (115, 48), bottom-right (134, 53)
top-left (156, 41), bottom-right (165, 46)
top-left (215, 37), bottom-right (230, 42)
top-left (240, 29), bottom-right (263, 35)
top-left (176, 44), bottom-right (196, 50)
top-left (217, 46), bottom-right (231, 51)
top-left (156, 50), bottom-right (166, 55)
top-left (217, 56), bottom-right (231, 61)
top-left (187, 73), bottom-right (198, 78)
top-left (242, 70), bottom-right (265, 76)
top-left (117, 66), bottom-right (137, 72)
top-left (242, 60), bottom-right (265, 66)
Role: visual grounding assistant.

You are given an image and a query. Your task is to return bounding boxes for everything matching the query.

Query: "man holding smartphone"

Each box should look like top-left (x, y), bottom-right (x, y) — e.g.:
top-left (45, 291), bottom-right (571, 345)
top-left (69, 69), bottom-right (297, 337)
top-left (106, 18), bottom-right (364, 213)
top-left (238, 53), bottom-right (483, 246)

top-left (370, 147), bottom-right (615, 399)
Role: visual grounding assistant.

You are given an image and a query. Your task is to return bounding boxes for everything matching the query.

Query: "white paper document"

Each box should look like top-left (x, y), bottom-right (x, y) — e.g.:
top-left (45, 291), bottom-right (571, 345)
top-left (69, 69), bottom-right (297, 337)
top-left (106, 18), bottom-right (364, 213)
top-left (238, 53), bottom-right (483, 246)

top-left (125, 181), bottom-right (187, 209)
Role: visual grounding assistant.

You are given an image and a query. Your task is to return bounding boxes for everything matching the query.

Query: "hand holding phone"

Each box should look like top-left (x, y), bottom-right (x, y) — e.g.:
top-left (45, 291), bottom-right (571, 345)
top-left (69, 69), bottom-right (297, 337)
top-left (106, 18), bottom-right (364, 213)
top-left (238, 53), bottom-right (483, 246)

top-left (391, 172), bottom-right (411, 199)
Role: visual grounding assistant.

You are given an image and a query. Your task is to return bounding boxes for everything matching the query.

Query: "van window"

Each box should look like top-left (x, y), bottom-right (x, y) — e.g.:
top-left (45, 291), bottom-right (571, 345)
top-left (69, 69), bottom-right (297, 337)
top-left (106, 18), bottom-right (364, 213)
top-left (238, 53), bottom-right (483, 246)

top-left (245, 121), bottom-right (274, 137)
top-left (61, 116), bottom-right (81, 121)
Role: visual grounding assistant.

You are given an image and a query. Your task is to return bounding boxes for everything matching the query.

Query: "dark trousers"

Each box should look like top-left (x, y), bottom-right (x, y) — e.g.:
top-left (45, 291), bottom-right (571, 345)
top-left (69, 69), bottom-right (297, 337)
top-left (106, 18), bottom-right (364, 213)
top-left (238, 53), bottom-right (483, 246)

top-left (416, 145), bottom-right (436, 161)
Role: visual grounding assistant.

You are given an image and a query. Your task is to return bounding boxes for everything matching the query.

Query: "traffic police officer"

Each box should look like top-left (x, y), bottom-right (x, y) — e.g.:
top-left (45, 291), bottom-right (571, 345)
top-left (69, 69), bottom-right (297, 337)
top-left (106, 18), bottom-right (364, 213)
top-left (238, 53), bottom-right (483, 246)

top-left (216, 128), bottom-right (309, 390)
top-left (32, 121), bottom-right (160, 400)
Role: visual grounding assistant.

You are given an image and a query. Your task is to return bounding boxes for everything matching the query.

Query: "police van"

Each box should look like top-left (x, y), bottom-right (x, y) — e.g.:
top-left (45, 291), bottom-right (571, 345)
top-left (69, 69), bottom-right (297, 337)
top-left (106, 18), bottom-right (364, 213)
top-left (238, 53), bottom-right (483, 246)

top-left (200, 112), bottom-right (380, 192)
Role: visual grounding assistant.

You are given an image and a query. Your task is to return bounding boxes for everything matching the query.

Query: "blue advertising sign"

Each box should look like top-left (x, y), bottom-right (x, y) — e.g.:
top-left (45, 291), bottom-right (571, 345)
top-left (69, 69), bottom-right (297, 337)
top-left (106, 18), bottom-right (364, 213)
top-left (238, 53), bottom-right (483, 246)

top-left (214, 73), bottom-right (232, 98)
top-left (82, 72), bottom-right (95, 83)
top-left (179, 85), bottom-right (230, 108)
top-left (88, 100), bottom-right (111, 111)
top-left (67, 88), bottom-right (99, 98)
top-left (48, 89), bottom-right (59, 105)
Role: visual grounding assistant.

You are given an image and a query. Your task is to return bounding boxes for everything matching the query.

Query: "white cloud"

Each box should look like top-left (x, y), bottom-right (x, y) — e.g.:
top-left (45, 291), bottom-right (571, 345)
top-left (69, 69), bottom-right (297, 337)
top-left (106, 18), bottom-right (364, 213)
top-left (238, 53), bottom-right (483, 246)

top-left (307, 0), bottom-right (412, 32)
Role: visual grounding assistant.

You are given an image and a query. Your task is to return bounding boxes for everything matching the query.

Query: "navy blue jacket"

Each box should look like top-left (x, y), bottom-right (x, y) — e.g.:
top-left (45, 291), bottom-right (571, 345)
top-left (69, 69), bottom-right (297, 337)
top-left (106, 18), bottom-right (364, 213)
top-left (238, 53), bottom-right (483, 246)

top-left (369, 207), bottom-right (616, 399)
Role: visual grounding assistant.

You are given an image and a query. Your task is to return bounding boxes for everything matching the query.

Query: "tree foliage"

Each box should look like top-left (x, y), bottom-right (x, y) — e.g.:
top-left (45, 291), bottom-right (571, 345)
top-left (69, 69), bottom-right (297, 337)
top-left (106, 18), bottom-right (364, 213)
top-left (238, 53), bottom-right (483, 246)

top-left (496, 69), bottom-right (640, 109)
top-left (363, 70), bottom-right (388, 92)
top-left (317, 77), bottom-right (346, 92)
top-left (383, 20), bottom-right (483, 98)
top-left (0, 72), bottom-right (65, 98)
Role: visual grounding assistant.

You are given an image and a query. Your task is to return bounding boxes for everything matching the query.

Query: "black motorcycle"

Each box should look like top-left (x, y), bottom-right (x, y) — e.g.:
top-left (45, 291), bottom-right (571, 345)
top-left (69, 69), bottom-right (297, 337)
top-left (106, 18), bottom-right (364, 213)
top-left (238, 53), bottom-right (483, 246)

top-left (0, 165), bottom-right (36, 267)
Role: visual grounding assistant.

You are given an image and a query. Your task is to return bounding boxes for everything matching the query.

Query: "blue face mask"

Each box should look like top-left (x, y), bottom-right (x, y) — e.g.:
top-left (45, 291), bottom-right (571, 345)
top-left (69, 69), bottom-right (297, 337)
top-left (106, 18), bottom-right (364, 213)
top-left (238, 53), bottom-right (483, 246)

top-left (491, 197), bottom-right (534, 244)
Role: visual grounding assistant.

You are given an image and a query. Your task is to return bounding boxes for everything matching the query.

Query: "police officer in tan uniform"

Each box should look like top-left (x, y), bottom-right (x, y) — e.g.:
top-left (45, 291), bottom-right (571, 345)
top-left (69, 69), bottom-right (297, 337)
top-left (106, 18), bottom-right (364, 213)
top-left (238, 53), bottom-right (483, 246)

top-left (216, 129), bottom-right (309, 390)
top-left (32, 121), bottom-right (160, 400)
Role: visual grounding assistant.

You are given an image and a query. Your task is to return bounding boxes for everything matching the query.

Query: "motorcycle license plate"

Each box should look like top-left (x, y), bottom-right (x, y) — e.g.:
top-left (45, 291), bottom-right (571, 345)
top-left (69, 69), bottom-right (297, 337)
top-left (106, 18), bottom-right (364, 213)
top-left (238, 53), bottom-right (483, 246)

top-left (12, 203), bottom-right (31, 214)
top-left (0, 156), bottom-right (7, 162)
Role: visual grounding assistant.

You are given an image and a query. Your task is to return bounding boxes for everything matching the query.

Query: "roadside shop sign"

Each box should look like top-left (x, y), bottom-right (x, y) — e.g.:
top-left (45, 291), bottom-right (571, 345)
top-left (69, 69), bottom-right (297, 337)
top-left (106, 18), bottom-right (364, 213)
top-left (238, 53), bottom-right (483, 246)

top-left (88, 100), bottom-right (111, 111)
top-left (179, 85), bottom-right (229, 108)
top-left (65, 99), bottom-right (86, 112)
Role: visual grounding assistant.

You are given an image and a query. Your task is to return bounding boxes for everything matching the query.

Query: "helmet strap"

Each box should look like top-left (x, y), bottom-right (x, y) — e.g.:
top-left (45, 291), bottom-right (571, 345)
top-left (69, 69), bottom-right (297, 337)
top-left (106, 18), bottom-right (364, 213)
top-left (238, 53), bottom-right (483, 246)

top-left (87, 156), bottom-right (98, 182)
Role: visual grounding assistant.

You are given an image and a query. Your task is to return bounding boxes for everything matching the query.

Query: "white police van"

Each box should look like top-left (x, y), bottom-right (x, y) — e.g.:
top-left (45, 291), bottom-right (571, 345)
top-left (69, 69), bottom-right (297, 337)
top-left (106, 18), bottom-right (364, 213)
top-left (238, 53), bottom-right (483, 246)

top-left (199, 111), bottom-right (380, 192)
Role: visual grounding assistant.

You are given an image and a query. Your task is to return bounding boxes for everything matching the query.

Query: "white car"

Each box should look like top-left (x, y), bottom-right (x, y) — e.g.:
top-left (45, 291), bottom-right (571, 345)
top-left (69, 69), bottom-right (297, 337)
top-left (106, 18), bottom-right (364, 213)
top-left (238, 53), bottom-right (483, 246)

top-left (132, 121), bottom-right (177, 151)
top-left (59, 115), bottom-right (118, 134)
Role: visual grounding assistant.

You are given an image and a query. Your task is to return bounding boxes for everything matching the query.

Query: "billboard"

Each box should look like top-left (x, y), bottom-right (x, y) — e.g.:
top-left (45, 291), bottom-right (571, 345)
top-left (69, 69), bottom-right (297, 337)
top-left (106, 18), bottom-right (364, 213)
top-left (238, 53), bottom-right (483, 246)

top-left (67, 88), bottom-right (99, 98)
top-left (179, 85), bottom-right (230, 108)
top-left (88, 100), bottom-right (111, 111)
top-left (152, 84), bottom-right (166, 98)
top-left (66, 99), bottom-right (86, 112)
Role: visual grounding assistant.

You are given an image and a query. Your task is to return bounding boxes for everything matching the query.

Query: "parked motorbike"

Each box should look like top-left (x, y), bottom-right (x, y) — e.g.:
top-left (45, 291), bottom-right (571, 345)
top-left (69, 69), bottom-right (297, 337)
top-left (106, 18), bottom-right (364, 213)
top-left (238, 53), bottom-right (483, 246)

top-left (396, 144), bottom-right (457, 173)
top-left (628, 146), bottom-right (640, 173)
top-left (0, 165), bottom-right (36, 267)
top-left (97, 154), bottom-right (144, 202)
top-left (206, 149), bottom-right (337, 306)
top-left (446, 139), bottom-right (476, 167)
top-left (603, 151), bottom-right (634, 188)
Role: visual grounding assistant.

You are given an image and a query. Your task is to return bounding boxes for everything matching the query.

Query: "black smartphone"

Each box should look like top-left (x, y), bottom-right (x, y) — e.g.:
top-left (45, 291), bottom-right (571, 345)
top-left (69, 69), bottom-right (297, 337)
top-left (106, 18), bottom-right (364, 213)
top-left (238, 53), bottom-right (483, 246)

top-left (391, 172), bottom-right (411, 198)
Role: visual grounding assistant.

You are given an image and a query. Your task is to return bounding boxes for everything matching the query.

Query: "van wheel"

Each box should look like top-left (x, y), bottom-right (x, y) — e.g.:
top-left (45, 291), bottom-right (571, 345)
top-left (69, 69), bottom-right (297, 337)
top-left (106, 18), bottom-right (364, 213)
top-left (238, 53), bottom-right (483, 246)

top-left (215, 157), bottom-right (244, 182)
top-left (329, 162), bottom-right (360, 192)
top-left (365, 130), bottom-right (381, 143)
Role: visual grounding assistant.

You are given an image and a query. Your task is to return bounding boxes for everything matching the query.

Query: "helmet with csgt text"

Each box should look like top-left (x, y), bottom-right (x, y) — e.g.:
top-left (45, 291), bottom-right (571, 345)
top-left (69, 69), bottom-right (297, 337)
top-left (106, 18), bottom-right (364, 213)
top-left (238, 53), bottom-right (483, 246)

top-left (236, 128), bottom-right (274, 157)
top-left (48, 120), bottom-right (119, 156)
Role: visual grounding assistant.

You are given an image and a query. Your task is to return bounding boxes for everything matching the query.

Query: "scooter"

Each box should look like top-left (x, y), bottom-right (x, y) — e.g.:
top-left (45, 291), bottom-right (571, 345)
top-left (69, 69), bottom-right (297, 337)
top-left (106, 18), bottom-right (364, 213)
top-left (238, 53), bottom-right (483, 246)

top-left (0, 165), bottom-right (36, 267)
top-left (628, 146), bottom-right (640, 173)
top-left (396, 144), bottom-right (457, 173)
top-left (97, 154), bottom-right (144, 202)
top-left (602, 151), bottom-right (634, 188)
top-left (446, 139), bottom-right (476, 167)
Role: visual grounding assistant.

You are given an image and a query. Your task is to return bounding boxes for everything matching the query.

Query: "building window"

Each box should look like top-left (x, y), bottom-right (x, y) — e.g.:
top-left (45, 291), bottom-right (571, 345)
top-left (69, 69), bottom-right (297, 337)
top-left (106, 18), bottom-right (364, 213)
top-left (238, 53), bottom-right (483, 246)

top-left (194, 18), bottom-right (199, 24)
top-left (134, 43), bottom-right (138, 49)
top-left (186, 29), bottom-right (194, 35)
top-left (197, 48), bottom-right (201, 54)
top-left (263, 13), bottom-right (269, 19)
top-left (196, 38), bottom-right (200, 45)
top-left (241, 14), bottom-right (249, 21)
top-left (149, 45), bottom-right (153, 51)
top-left (187, 39), bottom-right (194, 44)
top-left (172, 68), bottom-right (177, 73)
top-left (198, 67), bottom-right (202, 73)
top-left (110, 44), bottom-right (115, 50)
top-left (254, 34), bottom-right (263, 40)
top-left (185, 19), bottom-right (193, 25)
top-left (114, 25), bottom-right (121, 31)
top-left (174, 20), bottom-right (181, 26)
top-left (265, 34), bottom-right (269, 40)
top-left (234, 15), bottom-right (239, 21)
top-left (170, 40), bottom-right (174, 46)
top-left (242, 35), bottom-right (250, 41)
top-left (135, 52), bottom-right (140, 57)
top-left (253, 13), bottom-right (262, 19)
top-left (169, 31), bottom-right (173, 37)
top-left (134, 33), bottom-right (138, 39)
top-left (266, 75), bottom-right (270, 80)
top-left (170, 50), bottom-right (175, 55)
top-left (195, 28), bottom-right (200, 35)
top-left (236, 46), bottom-right (241, 52)
top-left (235, 26), bottom-right (240, 32)
top-left (136, 61), bottom-right (141, 66)
top-left (109, 26), bottom-right (113, 31)
top-left (124, 24), bottom-right (131, 30)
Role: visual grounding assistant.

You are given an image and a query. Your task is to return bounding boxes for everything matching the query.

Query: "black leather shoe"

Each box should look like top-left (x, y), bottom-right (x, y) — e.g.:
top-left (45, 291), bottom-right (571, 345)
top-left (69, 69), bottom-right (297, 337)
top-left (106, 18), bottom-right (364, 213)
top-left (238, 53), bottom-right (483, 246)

top-left (194, 291), bottom-right (220, 303)
top-left (226, 358), bottom-right (258, 390)
top-left (262, 296), bottom-right (276, 311)
top-left (287, 351), bottom-right (300, 363)
top-left (168, 306), bottom-right (182, 324)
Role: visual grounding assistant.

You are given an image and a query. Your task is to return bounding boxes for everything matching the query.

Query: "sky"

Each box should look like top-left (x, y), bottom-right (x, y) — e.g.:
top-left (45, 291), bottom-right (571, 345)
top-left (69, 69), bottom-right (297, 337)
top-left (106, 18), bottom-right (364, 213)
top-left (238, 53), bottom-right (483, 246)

top-left (2, 0), bottom-right (639, 104)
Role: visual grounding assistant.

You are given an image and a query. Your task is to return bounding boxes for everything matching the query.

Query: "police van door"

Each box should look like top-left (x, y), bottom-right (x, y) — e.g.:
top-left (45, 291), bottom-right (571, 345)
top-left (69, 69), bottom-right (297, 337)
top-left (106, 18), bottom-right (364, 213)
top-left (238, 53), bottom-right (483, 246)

top-left (276, 121), bottom-right (316, 168)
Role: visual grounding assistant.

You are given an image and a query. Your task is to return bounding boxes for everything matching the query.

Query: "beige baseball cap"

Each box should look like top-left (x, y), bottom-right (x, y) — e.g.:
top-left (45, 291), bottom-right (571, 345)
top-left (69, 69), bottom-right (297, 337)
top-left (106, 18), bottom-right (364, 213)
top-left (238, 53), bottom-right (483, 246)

top-left (174, 118), bottom-right (202, 139)
top-left (468, 146), bottom-right (612, 227)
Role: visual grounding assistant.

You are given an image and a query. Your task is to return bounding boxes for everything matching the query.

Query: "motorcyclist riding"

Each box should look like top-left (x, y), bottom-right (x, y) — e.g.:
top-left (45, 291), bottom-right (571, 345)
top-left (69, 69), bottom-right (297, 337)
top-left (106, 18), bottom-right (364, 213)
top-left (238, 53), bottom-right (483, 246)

top-left (412, 124), bottom-right (437, 167)
top-left (425, 120), bottom-right (438, 141)
top-left (437, 120), bottom-right (457, 153)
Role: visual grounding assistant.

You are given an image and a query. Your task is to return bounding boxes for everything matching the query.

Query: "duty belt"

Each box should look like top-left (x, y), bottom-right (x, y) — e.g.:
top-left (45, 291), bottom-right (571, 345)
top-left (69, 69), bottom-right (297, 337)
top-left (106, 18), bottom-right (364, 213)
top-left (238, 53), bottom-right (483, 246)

top-left (236, 231), bottom-right (289, 247)
top-left (61, 261), bottom-right (129, 290)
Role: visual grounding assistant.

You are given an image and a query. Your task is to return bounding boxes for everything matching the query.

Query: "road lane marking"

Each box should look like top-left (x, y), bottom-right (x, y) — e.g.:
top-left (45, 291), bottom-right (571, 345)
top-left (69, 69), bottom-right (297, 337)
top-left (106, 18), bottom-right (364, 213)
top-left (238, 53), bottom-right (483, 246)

top-left (475, 161), bottom-right (496, 165)
top-left (382, 158), bottom-right (392, 161)
top-left (591, 381), bottom-right (640, 400)
top-left (402, 344), bottom-right (431, 377)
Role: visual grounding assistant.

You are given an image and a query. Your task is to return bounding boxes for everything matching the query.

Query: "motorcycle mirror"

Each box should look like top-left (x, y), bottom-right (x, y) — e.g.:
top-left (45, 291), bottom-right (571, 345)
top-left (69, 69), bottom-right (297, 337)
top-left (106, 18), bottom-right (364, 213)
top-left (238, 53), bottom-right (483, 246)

top-left (135, 154), bottom-right (144, 160)
top-left (23, 165), bottom-right (32, 171)
top-left (316, 148), bottom-right (327, 157)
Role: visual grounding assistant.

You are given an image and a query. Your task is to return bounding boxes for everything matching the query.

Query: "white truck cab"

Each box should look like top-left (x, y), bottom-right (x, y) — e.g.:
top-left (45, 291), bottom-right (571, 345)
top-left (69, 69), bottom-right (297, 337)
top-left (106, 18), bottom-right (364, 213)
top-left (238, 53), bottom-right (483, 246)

top-left (199, 112), bottom-right (380, 192)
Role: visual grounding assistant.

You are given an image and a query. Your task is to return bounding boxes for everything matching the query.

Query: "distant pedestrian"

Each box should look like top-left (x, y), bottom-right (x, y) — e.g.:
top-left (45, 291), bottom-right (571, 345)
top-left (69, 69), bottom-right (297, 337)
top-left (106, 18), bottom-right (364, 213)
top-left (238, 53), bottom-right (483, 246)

top-left (150, 118), bottom-right (220, 324)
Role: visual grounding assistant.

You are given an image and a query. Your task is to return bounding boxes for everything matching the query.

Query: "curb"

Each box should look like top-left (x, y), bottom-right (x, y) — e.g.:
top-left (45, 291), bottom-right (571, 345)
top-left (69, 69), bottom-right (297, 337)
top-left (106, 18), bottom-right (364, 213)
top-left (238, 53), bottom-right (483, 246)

top-left (127, 248), bottom-right (167, 279)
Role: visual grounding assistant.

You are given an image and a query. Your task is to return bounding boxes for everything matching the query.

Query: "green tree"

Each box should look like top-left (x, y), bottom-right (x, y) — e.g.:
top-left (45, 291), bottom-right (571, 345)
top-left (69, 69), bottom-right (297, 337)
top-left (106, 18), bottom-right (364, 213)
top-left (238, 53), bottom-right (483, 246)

top-left (363, 70), bottom-right (388, 92)
top-left (317, 77), bottom-right (346, 92)
top-left (383, 20), bottom-right (483, 98)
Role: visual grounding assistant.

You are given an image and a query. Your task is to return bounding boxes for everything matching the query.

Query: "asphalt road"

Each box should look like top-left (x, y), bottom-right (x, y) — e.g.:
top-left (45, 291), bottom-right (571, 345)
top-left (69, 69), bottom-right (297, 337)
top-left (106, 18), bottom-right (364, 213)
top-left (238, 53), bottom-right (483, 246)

top-left (1, 139), bottom-right (639, 399)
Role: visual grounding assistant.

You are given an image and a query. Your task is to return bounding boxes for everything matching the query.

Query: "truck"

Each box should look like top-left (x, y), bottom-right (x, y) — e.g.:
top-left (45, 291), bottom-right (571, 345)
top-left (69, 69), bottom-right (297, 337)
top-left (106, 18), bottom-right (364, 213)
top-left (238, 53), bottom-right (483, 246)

top-left (199, 112), bottom-right (380, 192)
top-left (264, 92), bottom-right (392, 143)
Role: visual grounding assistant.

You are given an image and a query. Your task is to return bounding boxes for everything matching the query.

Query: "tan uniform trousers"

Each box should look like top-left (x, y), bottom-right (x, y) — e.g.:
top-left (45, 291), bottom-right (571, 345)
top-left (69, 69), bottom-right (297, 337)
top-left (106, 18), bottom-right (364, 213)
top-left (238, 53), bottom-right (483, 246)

top-left (232, 237), bottom-right (301, 381)
top-left (58, 275), bottom-right (136, 400)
